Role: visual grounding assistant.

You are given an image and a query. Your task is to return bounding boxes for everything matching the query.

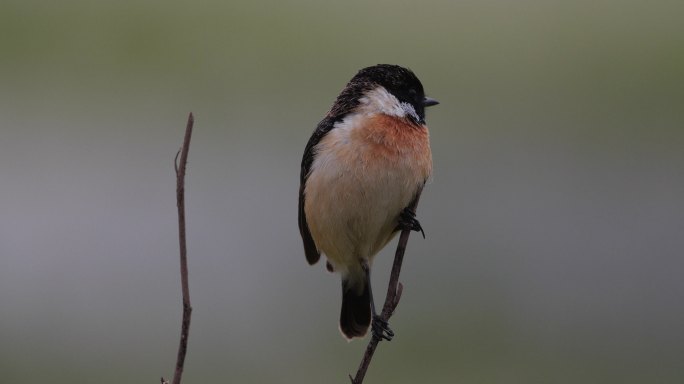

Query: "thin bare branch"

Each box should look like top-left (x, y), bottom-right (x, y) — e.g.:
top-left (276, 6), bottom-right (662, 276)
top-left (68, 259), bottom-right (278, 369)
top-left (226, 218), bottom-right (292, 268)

top-left (170, 112), bottom-right (194, 384)
top-left (350, 188), bottom-right (423, 383)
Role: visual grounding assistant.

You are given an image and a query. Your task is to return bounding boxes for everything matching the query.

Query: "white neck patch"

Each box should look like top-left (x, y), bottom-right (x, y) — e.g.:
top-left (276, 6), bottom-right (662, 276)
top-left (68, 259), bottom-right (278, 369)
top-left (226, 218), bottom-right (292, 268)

top-left (358, 86), bottom-right (420, 122)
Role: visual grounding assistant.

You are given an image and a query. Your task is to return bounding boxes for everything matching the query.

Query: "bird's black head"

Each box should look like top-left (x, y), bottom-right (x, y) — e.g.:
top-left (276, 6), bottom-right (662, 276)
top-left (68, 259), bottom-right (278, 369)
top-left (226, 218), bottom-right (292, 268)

top-left (330, 64), bottom-right (438, 124)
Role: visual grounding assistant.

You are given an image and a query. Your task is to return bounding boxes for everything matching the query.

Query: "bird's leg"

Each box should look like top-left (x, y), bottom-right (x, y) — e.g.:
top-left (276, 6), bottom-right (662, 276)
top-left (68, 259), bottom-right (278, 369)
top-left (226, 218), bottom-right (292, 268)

top-left (362, 261), bottom-right (394, 341)
top-left (397, 206), bottom-right (425, 238)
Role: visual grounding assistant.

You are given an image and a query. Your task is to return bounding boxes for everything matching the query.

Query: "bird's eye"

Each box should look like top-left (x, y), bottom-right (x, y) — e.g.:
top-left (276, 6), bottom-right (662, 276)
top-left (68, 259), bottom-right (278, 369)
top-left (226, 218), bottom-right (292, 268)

top-left (407, 88), bottom-right (419, 103)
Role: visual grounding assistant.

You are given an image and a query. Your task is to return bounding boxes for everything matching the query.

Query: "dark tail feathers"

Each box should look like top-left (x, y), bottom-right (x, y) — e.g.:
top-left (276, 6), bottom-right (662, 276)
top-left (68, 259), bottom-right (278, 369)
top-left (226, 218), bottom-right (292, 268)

top-left (340, 279), bottom-right (371, 339)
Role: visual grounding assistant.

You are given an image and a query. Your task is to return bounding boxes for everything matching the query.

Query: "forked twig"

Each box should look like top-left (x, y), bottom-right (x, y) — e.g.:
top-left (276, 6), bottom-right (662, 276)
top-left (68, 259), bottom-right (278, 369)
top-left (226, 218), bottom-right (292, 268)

top-left (350, 188), bottom-right (423, 384)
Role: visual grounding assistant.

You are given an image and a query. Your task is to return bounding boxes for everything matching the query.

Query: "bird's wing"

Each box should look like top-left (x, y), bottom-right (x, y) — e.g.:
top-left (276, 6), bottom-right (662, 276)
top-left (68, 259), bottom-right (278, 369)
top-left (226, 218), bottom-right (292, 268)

top-left (299, 116), bottom-right (337, 265)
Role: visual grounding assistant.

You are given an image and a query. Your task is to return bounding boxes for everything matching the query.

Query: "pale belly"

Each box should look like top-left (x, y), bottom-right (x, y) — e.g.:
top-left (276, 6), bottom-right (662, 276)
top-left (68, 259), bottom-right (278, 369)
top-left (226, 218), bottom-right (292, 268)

top-left (304, 115), bottom-right (431, 275)
top-left (305, 161), bottom-right (415, 273)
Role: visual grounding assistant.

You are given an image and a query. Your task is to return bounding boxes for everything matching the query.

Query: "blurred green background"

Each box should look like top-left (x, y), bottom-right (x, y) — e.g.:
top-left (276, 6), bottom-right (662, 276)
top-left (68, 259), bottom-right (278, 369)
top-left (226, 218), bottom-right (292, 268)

top-left (1, 1), bottom-right (683, 383)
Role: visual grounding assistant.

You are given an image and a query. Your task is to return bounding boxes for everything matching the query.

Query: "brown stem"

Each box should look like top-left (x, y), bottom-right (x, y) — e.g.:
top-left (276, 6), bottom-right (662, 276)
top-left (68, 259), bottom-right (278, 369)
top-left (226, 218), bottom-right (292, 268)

top-left (169, 112), bottom-right (194, 384)
top-left (350, 188), bottom-right (423, 384)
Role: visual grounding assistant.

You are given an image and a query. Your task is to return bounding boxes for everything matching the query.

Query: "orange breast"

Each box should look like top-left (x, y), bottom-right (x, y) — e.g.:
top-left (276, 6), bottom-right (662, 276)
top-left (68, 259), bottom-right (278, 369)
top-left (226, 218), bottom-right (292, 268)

top-left (350, 114), bottom-right (432, 180)
top-left (304, 112), bottom-right (432, 264)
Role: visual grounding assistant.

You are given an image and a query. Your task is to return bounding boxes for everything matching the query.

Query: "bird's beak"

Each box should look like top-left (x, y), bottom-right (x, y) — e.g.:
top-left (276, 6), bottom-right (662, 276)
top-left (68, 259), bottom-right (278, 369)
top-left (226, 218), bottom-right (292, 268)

top-left (423, 97), bottom-right (439, 107)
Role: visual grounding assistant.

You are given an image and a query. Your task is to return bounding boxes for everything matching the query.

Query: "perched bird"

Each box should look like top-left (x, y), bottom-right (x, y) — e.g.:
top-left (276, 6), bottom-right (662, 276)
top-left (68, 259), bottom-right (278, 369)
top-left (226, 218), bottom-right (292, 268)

top-left (299, 64), bottom-right (438, 340)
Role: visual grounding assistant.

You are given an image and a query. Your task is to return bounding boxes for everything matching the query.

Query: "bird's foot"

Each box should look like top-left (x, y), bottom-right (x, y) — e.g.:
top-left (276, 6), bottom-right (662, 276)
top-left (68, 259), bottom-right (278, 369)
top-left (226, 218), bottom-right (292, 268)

top-left (398, 207), bottom-right (425, 238)
top-left (371, 315), bottom-right (394, 341)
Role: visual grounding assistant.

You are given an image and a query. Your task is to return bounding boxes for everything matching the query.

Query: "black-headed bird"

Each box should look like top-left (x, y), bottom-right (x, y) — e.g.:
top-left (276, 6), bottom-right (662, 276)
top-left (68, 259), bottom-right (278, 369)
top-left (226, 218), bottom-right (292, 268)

top-left (299, 64), bottom-right (438, 340)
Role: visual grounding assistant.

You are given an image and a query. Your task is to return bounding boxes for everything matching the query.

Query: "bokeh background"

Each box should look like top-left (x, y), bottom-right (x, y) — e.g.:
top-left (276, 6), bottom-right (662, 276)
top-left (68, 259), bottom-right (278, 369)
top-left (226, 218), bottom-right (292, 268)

top-left (1, 1), bottom-right (683, 383)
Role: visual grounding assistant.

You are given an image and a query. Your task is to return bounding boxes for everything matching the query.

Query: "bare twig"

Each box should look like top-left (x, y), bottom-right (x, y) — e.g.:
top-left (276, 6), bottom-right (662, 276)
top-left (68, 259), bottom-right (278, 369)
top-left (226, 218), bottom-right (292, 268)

top-left (350, 188), bottom-right (423, 384)
top-left (168, 112), bottom-right (194, 384)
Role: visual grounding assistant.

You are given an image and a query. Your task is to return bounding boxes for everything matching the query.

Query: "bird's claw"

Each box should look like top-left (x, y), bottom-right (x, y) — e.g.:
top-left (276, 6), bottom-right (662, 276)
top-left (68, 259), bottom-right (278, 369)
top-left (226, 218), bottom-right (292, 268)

top-left (398, 207), bottom-right (425, 238)
top-left (371, 315), bottom-right (394, 341)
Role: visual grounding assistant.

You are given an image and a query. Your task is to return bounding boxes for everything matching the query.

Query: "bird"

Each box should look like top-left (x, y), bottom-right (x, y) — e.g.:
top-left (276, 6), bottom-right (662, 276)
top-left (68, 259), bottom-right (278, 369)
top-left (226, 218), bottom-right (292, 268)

top-left (298, 64), bottom-right (438, 340)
